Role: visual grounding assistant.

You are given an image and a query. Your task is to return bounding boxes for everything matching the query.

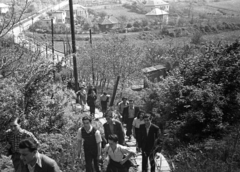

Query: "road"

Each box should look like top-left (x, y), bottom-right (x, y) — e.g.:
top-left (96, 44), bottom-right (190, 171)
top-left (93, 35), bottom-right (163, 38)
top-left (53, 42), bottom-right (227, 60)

top-left (10, 0), bottom-right (69, 65)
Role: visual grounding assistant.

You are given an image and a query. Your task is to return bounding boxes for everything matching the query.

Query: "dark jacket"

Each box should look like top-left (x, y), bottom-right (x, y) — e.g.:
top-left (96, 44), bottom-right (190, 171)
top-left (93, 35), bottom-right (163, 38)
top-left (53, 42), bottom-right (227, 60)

top-left (87, 94), bottom-right (97, 107)
top-left (139, 123), bottom-right (159, 152)
top-left (22, 153), bottom-right (61, 172)
top-left (122, 106), bottom-right (140, 124)
top-left (103, 120), bottom-right (125, 145)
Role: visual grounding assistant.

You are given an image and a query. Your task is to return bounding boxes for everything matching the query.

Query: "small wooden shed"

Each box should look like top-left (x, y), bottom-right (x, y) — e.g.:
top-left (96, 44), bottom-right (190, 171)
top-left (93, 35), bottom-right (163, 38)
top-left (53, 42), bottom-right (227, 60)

top-left (142, 64), bottom-right (166, 83)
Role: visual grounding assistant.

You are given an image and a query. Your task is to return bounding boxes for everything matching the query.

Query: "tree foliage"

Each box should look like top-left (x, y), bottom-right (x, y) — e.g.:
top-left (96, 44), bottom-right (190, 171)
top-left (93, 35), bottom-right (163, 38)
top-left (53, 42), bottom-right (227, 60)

top-left (144, 40), bottom-right (240, 143)
top-left (76, 35), bottom-right (143, 91)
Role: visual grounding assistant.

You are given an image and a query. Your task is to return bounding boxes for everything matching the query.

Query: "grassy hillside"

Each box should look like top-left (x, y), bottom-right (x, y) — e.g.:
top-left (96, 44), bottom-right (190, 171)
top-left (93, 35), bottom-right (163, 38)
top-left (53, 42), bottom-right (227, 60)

top-left (92, 6), bottom-right (146, 20)
top-left (208, 0), bottom-right (240, 12)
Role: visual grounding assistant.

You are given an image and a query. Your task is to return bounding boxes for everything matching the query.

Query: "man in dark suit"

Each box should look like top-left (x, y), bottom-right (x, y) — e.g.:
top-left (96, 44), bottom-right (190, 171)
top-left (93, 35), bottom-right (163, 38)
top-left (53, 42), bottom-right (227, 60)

top-left (19, 139), bottom-right (61, 172)
top-left (103, 111), bottom-right (125, 145)
top-left (122, 100), bottom-right (140, 140)
top-left (139, 113), bottom-right (160, 172)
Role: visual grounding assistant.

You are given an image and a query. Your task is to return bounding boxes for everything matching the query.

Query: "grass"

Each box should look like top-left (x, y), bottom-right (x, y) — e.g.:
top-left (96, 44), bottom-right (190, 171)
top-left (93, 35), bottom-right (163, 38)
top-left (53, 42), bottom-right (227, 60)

top-left (208, 0), bottom-right (240, 12)
top-left (93, 6), bottom-right (147, 20)
top-left (53, 29), bottom-right (240, 53)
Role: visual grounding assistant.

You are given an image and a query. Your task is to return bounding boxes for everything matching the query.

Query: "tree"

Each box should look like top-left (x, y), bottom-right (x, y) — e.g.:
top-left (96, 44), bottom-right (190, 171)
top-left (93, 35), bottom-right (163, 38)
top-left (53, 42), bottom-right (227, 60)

top-left (0, 0), bottom-right (31, 39)
top-left (76, 35), bottom-right (144, 91)
top-left (117, 15), bottom-right (128, 29)
top-left (143, 40), bottom-right (240, 144)
top-left (133, 20), bottom-right (141, 28)
top-left (98, 11), bottom-right (108, 19)
top-left (26, 2), bottom-right (37, 13)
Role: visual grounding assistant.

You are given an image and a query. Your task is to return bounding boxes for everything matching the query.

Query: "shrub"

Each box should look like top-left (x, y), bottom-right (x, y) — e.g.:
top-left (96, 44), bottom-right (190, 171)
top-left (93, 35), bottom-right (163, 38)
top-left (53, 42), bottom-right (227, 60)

top-left (143, 26), bottom-right (150, 31)
top-left (126, 23), bottom-right (132, 28)
top-left (191, 31), bottom-right (203, 45)
top-left (133, 20), bottom-right (141, 28)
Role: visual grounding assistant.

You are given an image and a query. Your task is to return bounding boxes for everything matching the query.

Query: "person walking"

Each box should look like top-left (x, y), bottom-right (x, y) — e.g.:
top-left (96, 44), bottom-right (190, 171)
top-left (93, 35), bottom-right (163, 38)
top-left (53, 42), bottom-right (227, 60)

top-left (19, 139), bottom-right (61, 172)
top-left (76, 86), bottom-right (87, 111)
top-left (100, 92), bottom-right (110, 116)
top-left (103, 134), bottom-right (135, 172)
top-left (139, 114), bottom-right (160, 172)
top-left (87, 90), bottom-right (97, 118)
top-left (132, 110), bottom-right (145, 153)
top-left (5, 117), bottom-right (39, 172)
top-left (151, 107), bottom-right (164, 134)
top-left (77, 116), bottom-right (102, 172)
top-left (118, 97), bottom-right (128, 123)
top-left (88, 85), bottom-right (97, 95)
top-left (103, 111), bottom-right (125, 145)
top-left (122, 100), bottom-right (140, 141)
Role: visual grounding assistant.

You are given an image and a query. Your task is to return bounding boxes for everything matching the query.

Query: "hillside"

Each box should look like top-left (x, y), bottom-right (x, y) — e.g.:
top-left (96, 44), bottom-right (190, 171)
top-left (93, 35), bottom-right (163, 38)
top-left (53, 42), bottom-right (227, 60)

top-left (208, 0), bottom-right (240, 12)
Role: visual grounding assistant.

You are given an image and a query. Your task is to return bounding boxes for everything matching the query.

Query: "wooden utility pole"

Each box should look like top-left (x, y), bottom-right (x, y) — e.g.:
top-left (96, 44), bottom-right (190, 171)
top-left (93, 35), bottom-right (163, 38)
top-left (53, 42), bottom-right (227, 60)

top-left (110, 76), bottom-right (120, 106)
top-left (89, 29), bottom-right (95, 85)
top-left (51, 18), bottom-right (55, 81)
top-left (69, 0), bottom-right (79, 102)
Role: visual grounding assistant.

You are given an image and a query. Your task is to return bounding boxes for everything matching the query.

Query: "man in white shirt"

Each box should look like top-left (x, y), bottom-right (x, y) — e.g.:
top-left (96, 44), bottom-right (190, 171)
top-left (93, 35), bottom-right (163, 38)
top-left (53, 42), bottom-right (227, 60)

top-left (77, 116), bottom-right (102, 172)
top-left (103, 134), bottom-right (135, 172)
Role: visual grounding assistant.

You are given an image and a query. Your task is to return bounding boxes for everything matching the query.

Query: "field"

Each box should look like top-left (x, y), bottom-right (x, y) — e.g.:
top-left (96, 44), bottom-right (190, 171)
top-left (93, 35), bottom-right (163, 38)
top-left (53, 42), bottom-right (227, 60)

top-left (92, 5), bottom-right (146, 20)
top-left (53, 29), bottom-right (240, 53)
top-left (208, 0), bottom-right (240, 12)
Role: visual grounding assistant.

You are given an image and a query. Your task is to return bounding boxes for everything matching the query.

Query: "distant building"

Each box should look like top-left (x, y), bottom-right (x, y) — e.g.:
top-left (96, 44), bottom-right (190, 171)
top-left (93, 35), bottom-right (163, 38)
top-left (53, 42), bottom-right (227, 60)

top-left (42, 17), bottom-right (57, 25)
top-left (98, 16), bottom-right (119, 32)
top-left (64, 4), bottom-right (88, 23)
top-left (145, 8), bottom-right (169, 24)
top-left (64, 4), bottom-right (88, 18)
top-left (142, 64), bottom-right (167, 84)
top-left (145, 0), bottom-right (169, 12)
top-left (0, 3), bottom-right (9, 14)
top-left (50, 11), bottom-right (67, 24)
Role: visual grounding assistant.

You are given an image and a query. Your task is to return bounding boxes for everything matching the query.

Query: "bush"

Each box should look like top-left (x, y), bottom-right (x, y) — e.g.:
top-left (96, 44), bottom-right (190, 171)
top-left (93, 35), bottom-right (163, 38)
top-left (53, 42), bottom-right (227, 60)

top-left (126, 23), bottom-right (132, 28)
top-left (191, 31), bottom-right (203, 44)
top-left (133, 20), bottom-right (141, 28)
top-left (143, 26), bottom-right (150, 31)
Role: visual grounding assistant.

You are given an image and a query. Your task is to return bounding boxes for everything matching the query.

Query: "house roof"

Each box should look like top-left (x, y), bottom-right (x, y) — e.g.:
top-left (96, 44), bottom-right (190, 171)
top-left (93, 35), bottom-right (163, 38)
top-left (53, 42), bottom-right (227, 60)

top-left (145, 0), bottom-right (168, 6)
top-left (99, 16), bottom-right (118, 25)
top-left (146, 8), bottom-right (168, 16)
top-left (142, 64), bottom-right (165, 73)
top-left (0, 3), bottom-right (9, 8)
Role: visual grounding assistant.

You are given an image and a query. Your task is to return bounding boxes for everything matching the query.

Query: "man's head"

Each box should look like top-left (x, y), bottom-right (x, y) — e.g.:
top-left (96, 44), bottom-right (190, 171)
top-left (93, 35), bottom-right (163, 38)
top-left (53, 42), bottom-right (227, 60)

top-left (137, 110), bottom-right (145, 119)
top-left (143, 113), bottom-right (152, 126)
top-left (82, 116), bottom-right (92, 130)
top-left (103, 92), bottom-right (107, 95)
top-left (129, 99), bottom-right (134, 108)
top-left (10, 117), bottom-right (21, 132)
top-left (108, 134), bottom-right (118, 145)
top-left (122, 97), bottom-right (127, 103)
top-left (105, 111), bottom-right (113, 123)
top-left (19, 139), bottom-right (38, 165)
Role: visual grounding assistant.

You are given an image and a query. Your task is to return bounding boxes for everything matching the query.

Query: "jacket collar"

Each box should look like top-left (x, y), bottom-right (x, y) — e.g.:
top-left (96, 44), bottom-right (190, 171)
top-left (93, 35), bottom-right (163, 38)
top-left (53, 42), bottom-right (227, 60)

top-left (27, 152), bottom-right (42, 172)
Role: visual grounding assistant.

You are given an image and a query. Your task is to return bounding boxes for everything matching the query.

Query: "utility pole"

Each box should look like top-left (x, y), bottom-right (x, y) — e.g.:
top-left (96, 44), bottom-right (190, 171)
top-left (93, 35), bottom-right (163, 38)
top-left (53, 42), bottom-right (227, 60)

top-left (110, 76), bottom-right (120, 107)
top-left (69, 0), bottom-right (79, 102)
top-left (89, 29), bottom-right (95, 86)
top-left (51, 18), bottom-right (55, 81)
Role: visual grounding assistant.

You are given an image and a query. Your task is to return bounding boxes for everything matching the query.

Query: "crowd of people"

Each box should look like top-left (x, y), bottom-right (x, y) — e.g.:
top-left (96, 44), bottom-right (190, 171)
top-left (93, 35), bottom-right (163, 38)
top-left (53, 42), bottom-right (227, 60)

top-left (4, 85), bottom-right (164, 172)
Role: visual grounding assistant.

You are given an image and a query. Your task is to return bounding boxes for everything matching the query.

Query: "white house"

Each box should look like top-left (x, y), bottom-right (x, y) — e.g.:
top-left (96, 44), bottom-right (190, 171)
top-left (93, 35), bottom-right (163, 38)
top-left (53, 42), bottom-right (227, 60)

top-left (145, 0), bottom-right (169, 12)
top-left (50, 11), bottom-right (67, 24)
top-left (146, 8), bottom-right (169, 24)
top-left (0, 3), bottom-right (9, 14)
top-left (64, 4), bottom-right (89, 19)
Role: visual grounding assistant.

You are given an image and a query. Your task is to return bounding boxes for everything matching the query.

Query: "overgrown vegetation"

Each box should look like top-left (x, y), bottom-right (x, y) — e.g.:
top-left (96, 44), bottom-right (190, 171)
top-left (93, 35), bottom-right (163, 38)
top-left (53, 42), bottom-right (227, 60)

top-left (1, 1), bottom-right (240, 172)
top-left (143, 40), bottom-right (240, 171)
